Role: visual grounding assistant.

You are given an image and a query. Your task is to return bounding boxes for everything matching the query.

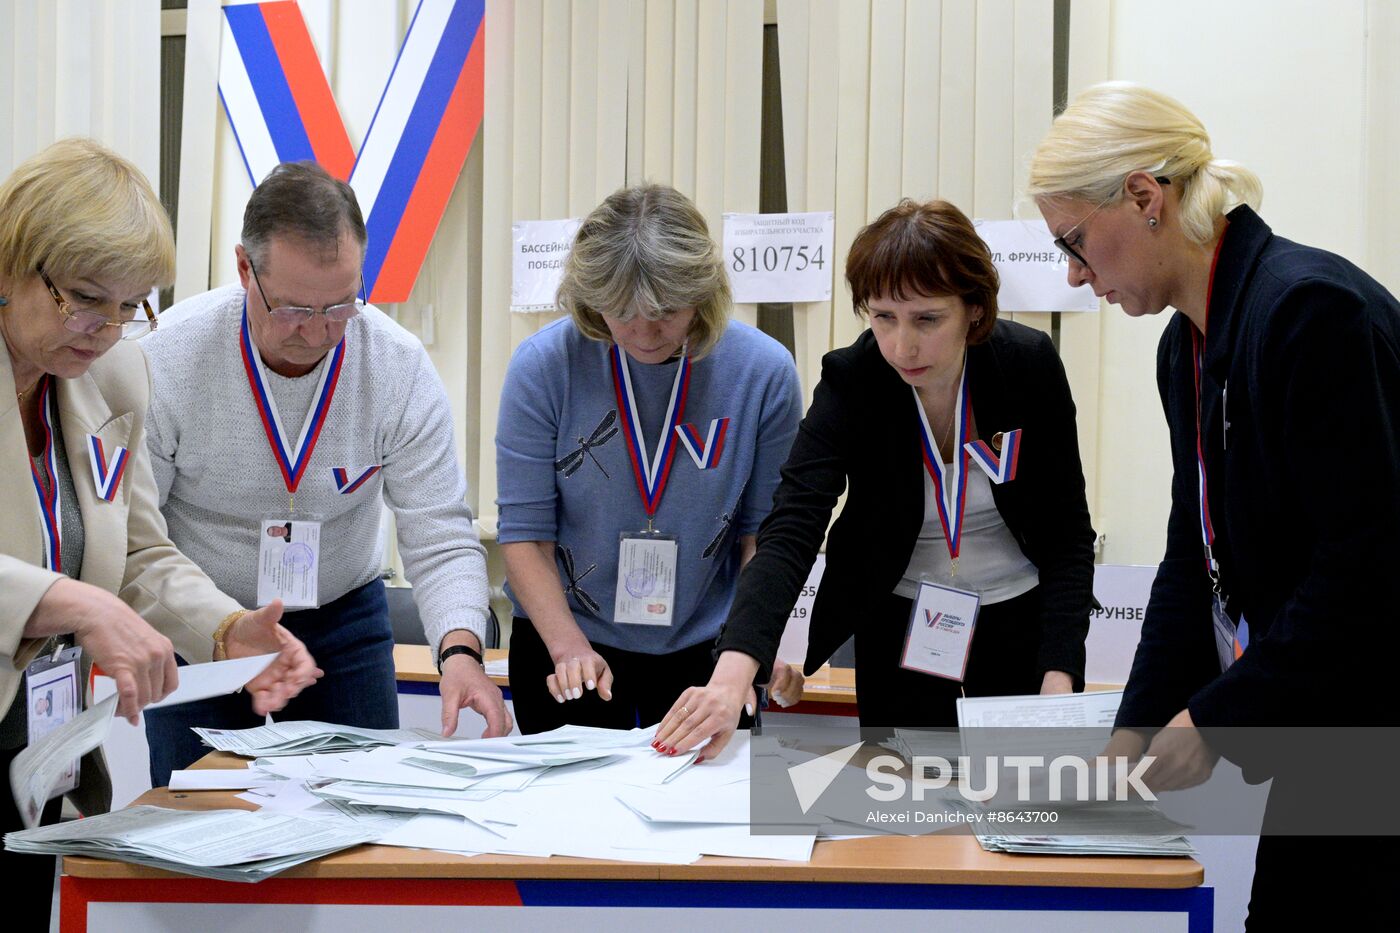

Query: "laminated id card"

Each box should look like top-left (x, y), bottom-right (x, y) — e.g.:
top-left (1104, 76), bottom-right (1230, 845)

top-left (613, 533), bottom-right (677, 626)
top-left (257, 517), bottom-right (321, 608)
top-left (1211, 595), bottom-right (1238, 672)
top-left (26, 645), bottom-right (82, 796)
top-left (900, 581), bottom-right (981, 682)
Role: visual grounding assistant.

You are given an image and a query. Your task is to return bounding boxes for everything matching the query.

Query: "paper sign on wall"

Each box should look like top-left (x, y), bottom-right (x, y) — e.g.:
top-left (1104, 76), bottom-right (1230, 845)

top-left (511, 218), bottom-right (581, 312)
top-left (776, 554), bottom-right (826, 666)
top-left (974, 220), bottom-right (1100, 313)
top-left (1086, 563), bottom-right (1155, 684)
top-left (722, 212), bottom-right (835, 304)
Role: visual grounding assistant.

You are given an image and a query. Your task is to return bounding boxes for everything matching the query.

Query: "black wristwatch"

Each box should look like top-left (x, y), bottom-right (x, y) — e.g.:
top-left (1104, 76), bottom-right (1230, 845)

top-left (438, 644), bottom-right (484, 671)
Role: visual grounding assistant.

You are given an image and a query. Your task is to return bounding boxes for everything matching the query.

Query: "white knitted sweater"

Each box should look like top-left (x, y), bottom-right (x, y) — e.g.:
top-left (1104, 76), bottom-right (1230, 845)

top-left (143, 284), bottom-right (489, 655)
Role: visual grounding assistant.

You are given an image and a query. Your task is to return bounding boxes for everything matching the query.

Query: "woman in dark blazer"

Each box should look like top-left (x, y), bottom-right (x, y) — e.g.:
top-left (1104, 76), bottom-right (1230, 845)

top-left (1028, 81), bottom-right (1400, 929)
top-left (653, 199), bottom-right (1095, 755)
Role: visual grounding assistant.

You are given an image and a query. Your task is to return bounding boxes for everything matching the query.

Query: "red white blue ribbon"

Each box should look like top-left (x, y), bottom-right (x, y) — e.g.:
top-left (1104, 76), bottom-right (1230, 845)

top-left (912, 362), bottom-right (971, 562)
top-left (965, 429), bottom-right (1021, 484)
top-left (674, 418), bottom-right (729, 470)
top-left (610, 345), bottom-right (690, 519)
top-left (333, 466), bottom-right (381, 495)
top-left (28, 378), bottom-right (62, 572)
top-left (239, 305), bottom-right (346, 496)
top-left (86, 434), bottom-right (130, 503)
top-left (219, 0), bottom-right (485, 303)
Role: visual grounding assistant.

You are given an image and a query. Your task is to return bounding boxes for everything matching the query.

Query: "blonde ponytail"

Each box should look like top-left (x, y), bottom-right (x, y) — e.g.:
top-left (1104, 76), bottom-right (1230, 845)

top-left (1028, 82), bottom-right (1263, 245)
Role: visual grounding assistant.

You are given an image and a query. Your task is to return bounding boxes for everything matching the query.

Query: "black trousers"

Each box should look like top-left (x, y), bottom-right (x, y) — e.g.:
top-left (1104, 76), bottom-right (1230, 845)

top-left (1244, 776), bottom-right (1391, 928)
top-left (509, 617), bottom-right (724, 735)
top-left (0, 745), bottom-right (63, 932)
top-left (854, 586), bottom-right (1044, 728)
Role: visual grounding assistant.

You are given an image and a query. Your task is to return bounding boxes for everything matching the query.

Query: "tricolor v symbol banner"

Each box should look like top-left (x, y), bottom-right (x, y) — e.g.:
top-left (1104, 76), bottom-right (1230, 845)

top-left (219, 0), bottom-right (485, 303)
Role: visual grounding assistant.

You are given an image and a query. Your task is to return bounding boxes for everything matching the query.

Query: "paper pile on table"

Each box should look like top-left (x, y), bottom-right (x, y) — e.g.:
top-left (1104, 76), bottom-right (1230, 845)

top-left (194, 720), bottom-right (433, 756)
top-left (4, 805), bottom-right (386, 882)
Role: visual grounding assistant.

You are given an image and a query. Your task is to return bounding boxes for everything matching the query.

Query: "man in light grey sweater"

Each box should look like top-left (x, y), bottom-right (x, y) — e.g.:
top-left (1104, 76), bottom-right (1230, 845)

top-left (140, 162), bottom-right (508, 786)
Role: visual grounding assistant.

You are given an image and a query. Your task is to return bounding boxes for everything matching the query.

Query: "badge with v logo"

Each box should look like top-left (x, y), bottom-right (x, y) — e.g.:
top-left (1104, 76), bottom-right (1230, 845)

top-left (86, 435), bottom-right (130, 502)
top-left (964, 429), bottom-right (1022, 484)
top-left (675, 418), bottom-right (730, 470)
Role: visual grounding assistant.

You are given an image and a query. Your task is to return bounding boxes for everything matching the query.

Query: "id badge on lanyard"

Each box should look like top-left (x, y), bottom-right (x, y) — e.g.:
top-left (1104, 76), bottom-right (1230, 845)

top-left (26, 645), bottom-right (83, 796)
top-left (900, 581), bottom-right (981, 681)
top-left (240, 306), bottom-right (343, 608)
top-left (609, 344), bottom-right (689, 626)
top-left (257, 517), bottom-right (323, 608)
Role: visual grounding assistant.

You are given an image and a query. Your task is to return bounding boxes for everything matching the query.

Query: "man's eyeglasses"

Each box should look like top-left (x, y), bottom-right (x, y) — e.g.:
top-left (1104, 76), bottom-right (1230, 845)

top-left (1052, 175), bottom-right (1172, 270)
top-left (40, 269), bottom-right (156, 340)
top-left (248, 257), bottom-right (365, 325)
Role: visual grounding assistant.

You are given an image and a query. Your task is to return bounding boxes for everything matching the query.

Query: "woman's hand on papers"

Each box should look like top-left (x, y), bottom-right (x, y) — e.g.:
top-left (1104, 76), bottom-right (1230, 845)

top-left (440, 632), bottom-right (513, 737)
top-left (32, 578), bottom-right (181, 725)
top-left (1039, 670), bottom-right (1074, 694)
top-left (1141, 708), bottom-right (1220, 791)
top-left (547, 636), bottom-right (613, 704)
top-left (226, 601), bottom-right (324, 715)
top-left (654, 650), bottom-right (759, 759)
top-left (767, 660), bottom-right (804, 707)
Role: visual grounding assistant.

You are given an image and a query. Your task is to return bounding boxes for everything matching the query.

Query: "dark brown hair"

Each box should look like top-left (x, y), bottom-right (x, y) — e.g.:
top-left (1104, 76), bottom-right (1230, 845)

top-left (242, 161), bottom-right (367, 268)
top-left (845, 199), bottom-right (999, 344)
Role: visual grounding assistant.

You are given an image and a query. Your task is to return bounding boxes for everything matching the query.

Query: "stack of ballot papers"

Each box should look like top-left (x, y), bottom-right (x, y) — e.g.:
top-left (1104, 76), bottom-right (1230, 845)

top-left (879, 728), bottom-right (963, 779)
top-left (9, 723), bottom-right (817, 878)
top-left (4, 805), bottom-right (388, 882)
top-left (194, 721), bottom-right (433, 757)
top-left (952, 690), bottom-right (1194, 858)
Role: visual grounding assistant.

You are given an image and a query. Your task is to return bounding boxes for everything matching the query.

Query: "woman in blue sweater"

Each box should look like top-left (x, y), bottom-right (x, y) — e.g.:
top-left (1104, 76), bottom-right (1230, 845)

top-left (496, 184), bottom-right (803, 736)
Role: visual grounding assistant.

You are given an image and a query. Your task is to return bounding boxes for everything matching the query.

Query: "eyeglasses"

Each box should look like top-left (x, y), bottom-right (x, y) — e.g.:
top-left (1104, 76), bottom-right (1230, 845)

top-left (247, 257), bottom-right (365, 325)
top-left (1052, 176), bottom-right (1173, 271)
top-left (40, 269), bottom-right (156, 339)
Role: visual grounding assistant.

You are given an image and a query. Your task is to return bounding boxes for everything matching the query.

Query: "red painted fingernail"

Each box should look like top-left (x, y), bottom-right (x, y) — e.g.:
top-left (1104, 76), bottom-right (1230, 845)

top-left (667, 747), bottom-right (677, 756)
top-left (695, 755), bottom-right (706, 764)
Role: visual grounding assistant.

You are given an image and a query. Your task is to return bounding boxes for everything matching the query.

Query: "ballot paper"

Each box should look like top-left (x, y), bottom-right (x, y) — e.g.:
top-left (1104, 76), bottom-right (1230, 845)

top-left (144, 654), bottom-right (277, 710)
top-left (3, 805), bottom-right (380, 882)
top-left (956, 690), bottom-right (1123, 729)
top-left (958, 797), bottom-right (1196, 857)
top-left (169, 769), bottom-right (277, 791)
top-left (10, 694), bottom-right (118, 828)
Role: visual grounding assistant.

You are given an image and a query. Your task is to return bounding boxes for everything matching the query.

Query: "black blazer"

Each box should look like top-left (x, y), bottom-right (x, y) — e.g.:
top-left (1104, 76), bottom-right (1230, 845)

top-left (716, 320), bottom-right (1095, 686)
top-left (1118, 206), bottom-right (1400, 766)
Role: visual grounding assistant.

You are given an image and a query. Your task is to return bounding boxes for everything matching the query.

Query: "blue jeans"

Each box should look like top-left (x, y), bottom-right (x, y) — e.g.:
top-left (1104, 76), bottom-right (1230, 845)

top-left (144, 578), bottom-right (399, 788)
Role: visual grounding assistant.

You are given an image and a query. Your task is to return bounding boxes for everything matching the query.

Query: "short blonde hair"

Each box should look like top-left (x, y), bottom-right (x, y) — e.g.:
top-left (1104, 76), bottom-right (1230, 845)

top-left (558, 184), bottom-right (730, 359)
top-left (1027, 82), bottom-right (1263, 245)
top-left (0, 137), bottom-right (174, 289)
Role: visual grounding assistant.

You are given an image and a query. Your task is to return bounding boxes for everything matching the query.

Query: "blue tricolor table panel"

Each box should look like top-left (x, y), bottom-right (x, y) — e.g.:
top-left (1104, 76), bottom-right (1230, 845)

top-left (62, 877), bottom-right (1211, 931)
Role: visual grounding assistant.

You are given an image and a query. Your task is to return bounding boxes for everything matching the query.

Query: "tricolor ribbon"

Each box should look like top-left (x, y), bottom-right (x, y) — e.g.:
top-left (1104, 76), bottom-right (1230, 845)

top-left (912, 361), bottom-right (971, 563)
top-left (333, 466), bottom-right (381, 495)
top-left (86, 435), bottom-right (130, 503)
top-left (674, 418), bottom-right (729, 470)
top-left (965, 429), bottom-right (1021, 484)
top-left (219, 0), bottom-right (485, 303)
top-left (1190, 327), bottom-right (1218, 583)
top-left (239, 305), bottom-right (346, 497)
top-left (610, 345), bottom-right (690, 520)
top-left (27, 377), bottom-right (62, 572)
